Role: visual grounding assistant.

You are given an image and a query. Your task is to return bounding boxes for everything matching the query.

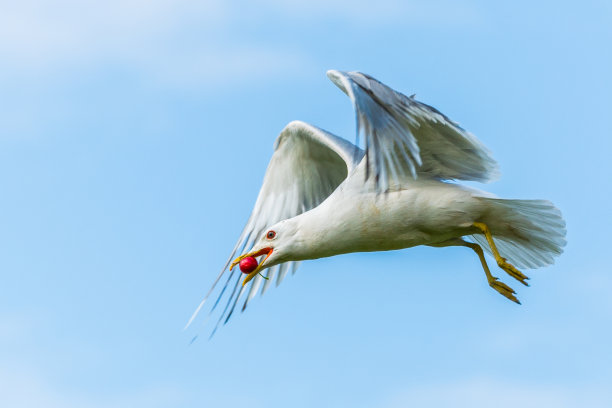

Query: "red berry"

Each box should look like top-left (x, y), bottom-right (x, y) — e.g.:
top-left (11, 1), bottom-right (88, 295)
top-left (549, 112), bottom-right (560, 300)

top-left (239, 256), bottom-right (258, 274)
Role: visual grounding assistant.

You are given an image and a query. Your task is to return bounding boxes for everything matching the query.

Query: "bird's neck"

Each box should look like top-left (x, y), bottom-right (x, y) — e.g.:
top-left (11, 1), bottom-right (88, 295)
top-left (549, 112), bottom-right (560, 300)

top-left (291, 199), bottom-right (362, 260)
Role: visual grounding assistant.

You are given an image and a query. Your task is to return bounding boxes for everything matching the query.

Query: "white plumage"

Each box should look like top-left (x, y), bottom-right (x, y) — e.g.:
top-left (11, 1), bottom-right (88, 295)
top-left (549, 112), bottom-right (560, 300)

top-left (187, 70), bottom-right (566, 333)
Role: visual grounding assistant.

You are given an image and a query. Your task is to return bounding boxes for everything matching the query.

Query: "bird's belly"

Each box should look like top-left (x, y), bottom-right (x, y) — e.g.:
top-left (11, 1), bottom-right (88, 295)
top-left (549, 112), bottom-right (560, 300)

top-left (313, 183), bottom-right (483, 256)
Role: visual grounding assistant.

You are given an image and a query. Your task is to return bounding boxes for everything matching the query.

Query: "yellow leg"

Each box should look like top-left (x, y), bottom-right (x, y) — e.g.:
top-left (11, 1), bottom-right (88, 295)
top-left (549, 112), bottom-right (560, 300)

top-left (463, 241), bottom-right (520, 304)
top-left (473, 222), bottom-right (529, 286)
top-left (429, 239), bottom-right (520, 304)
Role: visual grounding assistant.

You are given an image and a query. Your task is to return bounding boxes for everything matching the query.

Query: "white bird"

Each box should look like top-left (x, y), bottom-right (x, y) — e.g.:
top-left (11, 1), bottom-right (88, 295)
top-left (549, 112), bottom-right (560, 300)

top-left (187, 70), bottom-right (566, 333)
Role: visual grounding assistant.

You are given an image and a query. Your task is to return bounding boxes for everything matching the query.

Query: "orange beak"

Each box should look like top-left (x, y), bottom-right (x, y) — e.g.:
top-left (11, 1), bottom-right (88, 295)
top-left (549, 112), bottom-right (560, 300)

top-left (230, 247), bottom-right (274, 286)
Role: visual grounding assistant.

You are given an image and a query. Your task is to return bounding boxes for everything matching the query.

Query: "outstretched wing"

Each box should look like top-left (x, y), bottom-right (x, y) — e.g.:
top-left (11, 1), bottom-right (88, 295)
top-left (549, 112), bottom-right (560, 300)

top-left (327, 70), bottom-right (499, 192)
top-left (187, 120), bottom-right (362, 333)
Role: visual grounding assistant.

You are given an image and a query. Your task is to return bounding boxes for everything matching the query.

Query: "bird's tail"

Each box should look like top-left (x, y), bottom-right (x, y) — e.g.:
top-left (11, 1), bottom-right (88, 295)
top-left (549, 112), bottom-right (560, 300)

top-left (472, 198), bottom-right (566, 269)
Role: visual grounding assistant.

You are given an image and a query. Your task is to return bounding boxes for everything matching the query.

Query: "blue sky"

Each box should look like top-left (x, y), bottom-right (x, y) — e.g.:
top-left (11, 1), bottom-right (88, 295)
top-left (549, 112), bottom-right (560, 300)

top-left (1, 1), bottom-right (611, 407)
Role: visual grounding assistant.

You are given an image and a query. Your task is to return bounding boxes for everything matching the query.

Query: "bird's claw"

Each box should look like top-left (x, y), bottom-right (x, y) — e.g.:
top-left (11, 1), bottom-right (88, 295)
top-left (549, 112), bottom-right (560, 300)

top-left (488, 277), bottom-right (521, 304)
top-left (497, 257), bottom-right (529, 286)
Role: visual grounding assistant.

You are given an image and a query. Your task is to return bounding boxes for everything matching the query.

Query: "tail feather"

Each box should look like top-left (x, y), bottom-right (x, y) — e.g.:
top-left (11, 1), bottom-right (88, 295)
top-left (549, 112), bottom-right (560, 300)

top-left (472, 198), bottom-right (566, 269)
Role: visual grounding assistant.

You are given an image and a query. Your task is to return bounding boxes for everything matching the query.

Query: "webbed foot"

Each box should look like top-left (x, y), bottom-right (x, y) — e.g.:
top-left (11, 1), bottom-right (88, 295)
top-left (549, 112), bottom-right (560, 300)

top-left (497, 257), bottom-right (529, 286)
top-left (488, 276), bottom-right (520, 304)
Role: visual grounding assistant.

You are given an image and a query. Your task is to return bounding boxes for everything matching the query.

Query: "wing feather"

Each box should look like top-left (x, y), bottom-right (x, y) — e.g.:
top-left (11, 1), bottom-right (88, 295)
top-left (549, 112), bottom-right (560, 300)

top-left (327, 70), bottom-right (499, 192)
top-left (186, 121), bottom-right (362, 332)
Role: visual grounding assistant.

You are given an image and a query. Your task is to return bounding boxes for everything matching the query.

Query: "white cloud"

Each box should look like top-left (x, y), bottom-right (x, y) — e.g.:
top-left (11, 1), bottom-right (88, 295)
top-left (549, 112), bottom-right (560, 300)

top-left (0, 0), bottom-right (227, 58)
top-left (0, 0), bottom-right (481, 89)
top-left (0, 0), bottom-right (313, 89)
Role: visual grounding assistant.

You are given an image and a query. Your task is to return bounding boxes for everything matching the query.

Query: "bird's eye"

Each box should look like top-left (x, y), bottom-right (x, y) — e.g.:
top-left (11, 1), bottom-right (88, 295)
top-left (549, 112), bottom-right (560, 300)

top-left (266, 230), bottom-right (276, 239)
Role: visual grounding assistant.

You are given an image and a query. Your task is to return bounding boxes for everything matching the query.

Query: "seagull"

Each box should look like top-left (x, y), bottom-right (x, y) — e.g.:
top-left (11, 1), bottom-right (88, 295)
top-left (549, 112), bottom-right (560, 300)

top-left (187, 70), bottom-right (566, 333)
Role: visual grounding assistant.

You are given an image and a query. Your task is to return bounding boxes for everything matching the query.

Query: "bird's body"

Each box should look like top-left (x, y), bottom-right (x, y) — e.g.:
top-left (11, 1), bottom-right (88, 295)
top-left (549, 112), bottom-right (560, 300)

top-left (187, 70), bottom-right (566, 332)
top-left (280, 176), bottom-right (480, 263)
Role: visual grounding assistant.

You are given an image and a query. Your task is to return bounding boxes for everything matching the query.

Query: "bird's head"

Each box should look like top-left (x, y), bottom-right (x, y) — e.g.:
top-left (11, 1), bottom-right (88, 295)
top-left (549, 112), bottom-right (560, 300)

top-left (229, 219), bottom-right (300, 286)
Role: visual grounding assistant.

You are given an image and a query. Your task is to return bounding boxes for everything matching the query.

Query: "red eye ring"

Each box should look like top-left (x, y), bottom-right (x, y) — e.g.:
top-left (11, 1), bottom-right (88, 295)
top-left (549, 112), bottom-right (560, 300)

top-left (266, 230), bottom-right (276, 239)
